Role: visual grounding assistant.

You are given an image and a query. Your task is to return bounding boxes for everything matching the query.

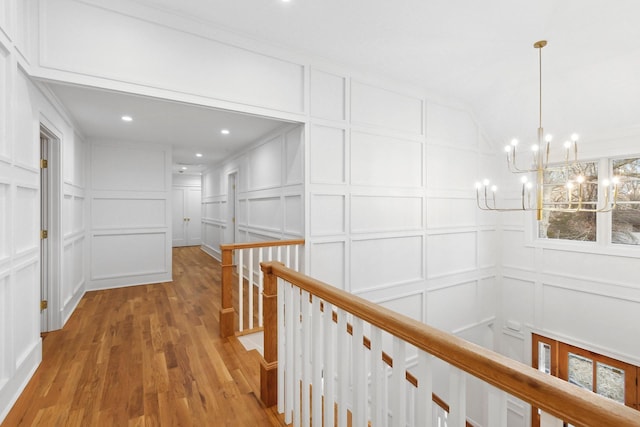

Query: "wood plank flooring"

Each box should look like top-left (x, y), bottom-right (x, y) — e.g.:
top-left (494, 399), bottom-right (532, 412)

top-left (2, 246), bottom-right (286, 427)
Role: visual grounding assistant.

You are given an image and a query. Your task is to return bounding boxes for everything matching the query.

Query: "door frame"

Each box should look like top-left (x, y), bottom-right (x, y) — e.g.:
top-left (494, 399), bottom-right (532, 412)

top-left (40, 124), bottom-right (62, 332)
top-left (226, 170), bottom-right (238, 244)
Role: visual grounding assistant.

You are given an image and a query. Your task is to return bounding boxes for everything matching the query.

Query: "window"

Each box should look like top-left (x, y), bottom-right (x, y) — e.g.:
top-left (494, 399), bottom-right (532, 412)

top-left (531, 334), bottom-right (639, 427)
top-left (536, 156), bottom-right (640, 245)
top-left (538, 162), bottom-right (598, 241)
top-left (612, 157), bottom-right (640, 245)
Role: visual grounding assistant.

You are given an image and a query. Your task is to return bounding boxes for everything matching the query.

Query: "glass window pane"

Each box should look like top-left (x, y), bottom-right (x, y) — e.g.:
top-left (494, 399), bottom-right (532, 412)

top-left (612, 158), bottom-right (640, 245)
top-left (596, 362), bottom-right (625, 404)
top-left (538, 342), bottom-right (551, 374)
top-left (568, 353), bottom-right (593, 390)
top-left (539, 162), bottom-right (598, 241)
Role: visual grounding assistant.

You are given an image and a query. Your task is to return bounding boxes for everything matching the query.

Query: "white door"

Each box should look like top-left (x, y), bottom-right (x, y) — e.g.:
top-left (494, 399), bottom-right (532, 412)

top-left (172, 186), bottom-right (202, 247)
top-left (186, 188), bottom-right (202, 246)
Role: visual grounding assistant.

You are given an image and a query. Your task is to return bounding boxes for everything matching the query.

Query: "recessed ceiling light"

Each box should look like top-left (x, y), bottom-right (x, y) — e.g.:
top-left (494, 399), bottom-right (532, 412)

top-left (121, 115), bottom-right (133, 122)
top-left (195, 153), bottom-right (203, 157)
top-left (220, 129), bottom-right (230, 135)
top-left (181, 166), bottom-right (188, 170)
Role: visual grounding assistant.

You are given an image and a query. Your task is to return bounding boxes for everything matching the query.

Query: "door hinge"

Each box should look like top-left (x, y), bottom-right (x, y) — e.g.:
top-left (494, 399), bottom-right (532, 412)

top-left (41, 230), bottom-right (48, 239)
top-left (40, 159), bottom-right (48, 169)
top-left (40, 300), bottom-right (48, 311)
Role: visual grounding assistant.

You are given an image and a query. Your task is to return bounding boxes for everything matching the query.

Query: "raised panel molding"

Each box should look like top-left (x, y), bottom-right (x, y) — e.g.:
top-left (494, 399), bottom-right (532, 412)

top-left (350, 195), bottom-right (423, 233)
top-left (351, 81), bottom-right (423, 135)
top-left (247, 197), bottom-right (281, 232)
top-left (350, 235), bottom-right (423, 292)
top-left (310, 241), bottom-right (346, 291)
top-left (310, 194), bottom-right (345, 236)
top-left (92, 198), bottom-right (166, 229)
top-left (0, 183), bottom-right (8, 260)
top-left (248, 136), bottom-right (282, 191)
top-left (284, 127), bottom-right (303, 185)
top-left (91, 144), bottom-right (167, 192)
top-left (284, 195), bottom-right (303, 235)
top-left (309, 125), bottom-right (345, 184)
top-left (0, 43), bottom-right (9, 160)
top-left (350, 131), bottom-right (423, 188)
top-left (91, 232), bottom-right (168, 280)
top-left (310, 69), bottom-right (346, 121)
top-left (13, 259), bottom-right (38, 363)
top-left (14, 185), bottom-right (38, 255)
top-left (426, 231), bottom-right (477, 279)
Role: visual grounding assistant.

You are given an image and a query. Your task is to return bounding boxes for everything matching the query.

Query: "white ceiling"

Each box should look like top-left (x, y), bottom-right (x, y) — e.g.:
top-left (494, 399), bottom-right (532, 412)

top-left (48, 0), bottom-right (640, 168)
top-left (47, 83), bottom-right (291, 174)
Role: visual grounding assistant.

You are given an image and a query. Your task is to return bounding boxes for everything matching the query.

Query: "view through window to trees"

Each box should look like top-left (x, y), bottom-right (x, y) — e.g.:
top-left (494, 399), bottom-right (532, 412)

top-left (537, 156), bottom-right (640, 245)
top-left (612, 157), bottom-right (640, 245)
top-left (539, 162), bottom-right (598, 241)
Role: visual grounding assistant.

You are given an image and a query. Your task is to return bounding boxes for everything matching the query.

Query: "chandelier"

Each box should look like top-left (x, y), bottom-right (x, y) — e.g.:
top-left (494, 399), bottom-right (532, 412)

top-left (475, 40), bottom-right (620, 221)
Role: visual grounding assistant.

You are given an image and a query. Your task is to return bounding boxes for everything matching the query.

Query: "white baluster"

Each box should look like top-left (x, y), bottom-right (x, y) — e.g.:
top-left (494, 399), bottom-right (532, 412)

top-left (415, 350), bottom-right (433, 427)
top-left (294, 286), bottom-right (302, 427)
top-left (391, 337), bottom-right (406, 427)
top-left (277, 246), bottom-right (282, 263)
top-left (268, 246), bottom-right (273, 263)
top-left (248, 248), bottom-right (254, 330)
top-left (301, 290), bottom-right (311, 427)
top-left (323, 302), bottom-right (336, 427)
top-left (370, 326), bottom-right (385, 426)
top-left (352, 317), bottom-right (366, 427)
top-left (238, 249), bottom-right (244, 332)
top-left (337, 309), bottom-right (349, 427)
top-left (284, 282), bottom-right (294, 424)
top-left (312, 297), bottom-right (323, 426)
top-left (448, 366), bottom-right (466, 427)
top-left (277, 277), bottom-right (285, 414)
top-left (487, 385), bottom-right (507, 427)
top-left (294, 244), bottom-right (300, 271)
top-left (286, 245), bottom-right (291, 268)
top-left (258, 247), bottom-right (264, 328)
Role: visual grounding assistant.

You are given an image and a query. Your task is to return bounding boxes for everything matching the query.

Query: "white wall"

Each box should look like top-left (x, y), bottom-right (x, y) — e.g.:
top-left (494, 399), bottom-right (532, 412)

top-left (201, 123), bottom-right (304, 260)
top-left (0, 0), bottom-right (87, 421)
top-left (87, 140), bottom-right (172, 290)
top-left (497, 134), bottom-right (640, 367)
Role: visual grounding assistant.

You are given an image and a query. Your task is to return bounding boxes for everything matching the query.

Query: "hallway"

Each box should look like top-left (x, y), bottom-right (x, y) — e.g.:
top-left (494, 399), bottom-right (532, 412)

top-left (1, 247), bottom-right (283, 427)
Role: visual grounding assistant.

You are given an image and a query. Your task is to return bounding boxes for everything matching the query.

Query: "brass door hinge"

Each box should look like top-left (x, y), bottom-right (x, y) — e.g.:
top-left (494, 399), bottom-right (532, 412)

top-left (40, 300), bottom-right (48, 311)
top-left (40, 159), bottom-right (48, 169)
top-left (41, 230), bottom-right (48, 239)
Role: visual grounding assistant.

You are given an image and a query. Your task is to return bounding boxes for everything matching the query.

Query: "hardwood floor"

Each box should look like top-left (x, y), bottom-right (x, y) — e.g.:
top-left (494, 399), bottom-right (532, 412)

top-left (2, 246), bottom-right (285, 427)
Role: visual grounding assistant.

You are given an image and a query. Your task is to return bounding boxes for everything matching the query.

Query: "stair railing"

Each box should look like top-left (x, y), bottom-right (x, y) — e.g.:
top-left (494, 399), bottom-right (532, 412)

top-left (218, 239), bottom-right (304, 338)
top-left (260, 261), bottom-right (640, 427)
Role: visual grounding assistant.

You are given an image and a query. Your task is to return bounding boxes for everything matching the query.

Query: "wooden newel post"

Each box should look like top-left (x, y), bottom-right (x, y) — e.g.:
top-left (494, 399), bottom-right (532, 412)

top-left (260, 261), bottom-right (279, 407)
top-left (219, 246), bottom-right (235, 338)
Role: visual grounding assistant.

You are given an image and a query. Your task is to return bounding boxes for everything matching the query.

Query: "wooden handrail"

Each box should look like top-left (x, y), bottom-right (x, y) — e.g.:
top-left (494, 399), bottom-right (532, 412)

top-left (219, 239), bottom-right (304, 338)
top-left (261, 262), bottom-right (640, 427)
top-left (220, 239), bottom-right (305, 251)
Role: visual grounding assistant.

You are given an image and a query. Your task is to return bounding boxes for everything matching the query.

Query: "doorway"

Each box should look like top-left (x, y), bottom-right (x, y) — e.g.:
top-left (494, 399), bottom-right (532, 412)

top-left (172, 185), bottom-right (202, 247)
top-left (39, 125), bottom-right (61, 333)
top-left (225, 171), bottom-right (238, 244)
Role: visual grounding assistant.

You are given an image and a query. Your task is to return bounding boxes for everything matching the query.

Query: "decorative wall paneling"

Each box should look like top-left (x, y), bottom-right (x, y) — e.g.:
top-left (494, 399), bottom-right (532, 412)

top-left (0, 30), bottom-right (45, 423)
top-left (87, 141), bottom-right (171, 290)
top-left (37, 0), bottom-right (305, 119)
top-left (307, 67), bottom-right (498, 388)
top-left (201, 124), bottom-right (304, 261)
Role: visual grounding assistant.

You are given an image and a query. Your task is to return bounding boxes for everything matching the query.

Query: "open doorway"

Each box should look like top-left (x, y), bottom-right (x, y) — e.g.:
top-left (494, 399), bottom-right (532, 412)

top-left (39, 125), bottom-right (61, 333)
